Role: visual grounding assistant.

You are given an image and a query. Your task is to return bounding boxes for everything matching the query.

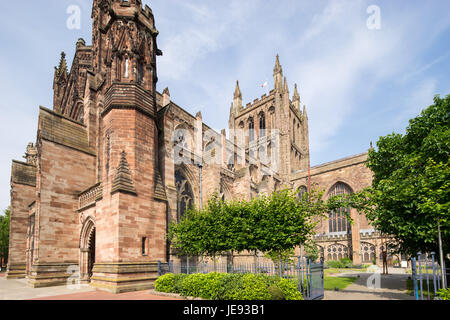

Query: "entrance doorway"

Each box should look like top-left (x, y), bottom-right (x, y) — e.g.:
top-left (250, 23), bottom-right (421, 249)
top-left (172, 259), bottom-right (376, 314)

top-left (80, 217), bottom-right (96, 283)
top-left (87, 228), bottom-right (95, 279)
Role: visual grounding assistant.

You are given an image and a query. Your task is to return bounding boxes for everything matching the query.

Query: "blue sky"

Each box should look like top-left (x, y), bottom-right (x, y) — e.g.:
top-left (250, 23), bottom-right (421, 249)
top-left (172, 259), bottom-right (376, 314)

top-left (0, 0), bottom-right (449, 212)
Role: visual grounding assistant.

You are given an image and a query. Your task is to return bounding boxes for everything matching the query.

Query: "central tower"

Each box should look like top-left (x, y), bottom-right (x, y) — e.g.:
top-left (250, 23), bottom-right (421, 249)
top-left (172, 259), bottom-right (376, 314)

top-left (228, 55), bottom-right (310, 190)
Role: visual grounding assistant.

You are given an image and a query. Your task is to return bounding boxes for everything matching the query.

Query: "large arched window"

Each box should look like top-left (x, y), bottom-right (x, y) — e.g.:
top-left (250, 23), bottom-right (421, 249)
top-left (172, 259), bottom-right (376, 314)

top-left (259, 113), bottom-right (266, 137)
top-left (328, 182), bottom-right (352, 233)
top-left (175, 169), bottom-right (194, 221)
top-left (248, 118), bottom-right (255, 142)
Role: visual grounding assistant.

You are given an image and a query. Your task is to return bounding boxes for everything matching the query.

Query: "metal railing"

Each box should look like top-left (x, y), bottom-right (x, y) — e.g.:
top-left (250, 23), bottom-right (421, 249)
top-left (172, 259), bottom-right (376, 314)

top-left (411, 252), bottom-right (448, 300)
top-left (157, 257), bottom-right (324, 300)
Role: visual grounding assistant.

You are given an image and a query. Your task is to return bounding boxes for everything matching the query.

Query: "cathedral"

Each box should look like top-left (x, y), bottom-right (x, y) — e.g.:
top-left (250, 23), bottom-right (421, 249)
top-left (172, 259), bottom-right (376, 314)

top-left (6, 0), bottom-right (392, 293)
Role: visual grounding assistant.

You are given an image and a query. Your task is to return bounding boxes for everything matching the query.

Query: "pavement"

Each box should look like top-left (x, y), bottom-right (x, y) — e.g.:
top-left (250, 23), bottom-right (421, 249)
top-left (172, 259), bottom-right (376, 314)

top-left (0, 277), bottom-right (182, 300)
top-left (324, 270), bottom-right (415, 300)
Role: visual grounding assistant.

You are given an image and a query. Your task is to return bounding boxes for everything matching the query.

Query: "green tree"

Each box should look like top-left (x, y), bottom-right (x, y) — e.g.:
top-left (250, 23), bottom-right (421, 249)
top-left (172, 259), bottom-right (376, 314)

top-left (0, 207), bottom-right (10, 265)
top-left (168, 188), bottom-right (344, 267)
top-left (358, 95), bottom-right (449, 258)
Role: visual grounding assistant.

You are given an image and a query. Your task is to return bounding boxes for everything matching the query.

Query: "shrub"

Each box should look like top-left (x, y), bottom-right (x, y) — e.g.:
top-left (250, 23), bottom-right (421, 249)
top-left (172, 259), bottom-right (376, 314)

top-left (277, 278), bottom-right (303, 300)
top-left (268, 284), bottom-right (285, 300)
top-left (326, 258), bottom-right (356, 269)
top-left (173, 273), bottom-right (188, 294)
top-left (239, 274), bottom-right (272, 300)
top-left (154, 273), bottom-right (175, 293)
top-left (326, 260), bottom-right (344, 268)
top-left (155, 273), bottom-right (303, 300)
top-left (436, 288), bottom-right (450, 300)
top-left (340, 258), bottom-right (354, 268)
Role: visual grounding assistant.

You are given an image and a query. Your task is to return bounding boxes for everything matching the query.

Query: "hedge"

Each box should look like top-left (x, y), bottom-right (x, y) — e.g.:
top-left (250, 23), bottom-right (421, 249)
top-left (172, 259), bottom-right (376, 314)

top-left (437, 288), bottom-right (450, 300)
top-left (155, 272), bottom-right (303, 300)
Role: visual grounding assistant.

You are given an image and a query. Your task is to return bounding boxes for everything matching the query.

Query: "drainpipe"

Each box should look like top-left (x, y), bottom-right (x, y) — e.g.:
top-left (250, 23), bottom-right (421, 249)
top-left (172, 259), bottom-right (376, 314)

top-left (198, 164), bottom-right (203, 210)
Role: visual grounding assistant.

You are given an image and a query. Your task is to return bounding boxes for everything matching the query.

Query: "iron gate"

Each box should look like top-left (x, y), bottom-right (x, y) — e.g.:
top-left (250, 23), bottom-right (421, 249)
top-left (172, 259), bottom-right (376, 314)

top-left (307, 259), bottom-right (325, 300)
top-left (411, 252), bottom-right (448, 300)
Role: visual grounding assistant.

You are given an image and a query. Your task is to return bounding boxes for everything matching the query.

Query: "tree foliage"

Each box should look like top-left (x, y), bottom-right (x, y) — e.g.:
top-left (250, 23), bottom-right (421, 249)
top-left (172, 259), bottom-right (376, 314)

top-left (169, 189), bottom-right (347, 260)
top-left (357, 95), bottom-right (450, 256)
top-left (0, 207), bottom-right (10, 258)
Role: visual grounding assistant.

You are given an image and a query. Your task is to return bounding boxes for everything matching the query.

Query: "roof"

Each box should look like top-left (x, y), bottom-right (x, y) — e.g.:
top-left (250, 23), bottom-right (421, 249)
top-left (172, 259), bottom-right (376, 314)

top-left (38, 107), bottom-right (96, 156)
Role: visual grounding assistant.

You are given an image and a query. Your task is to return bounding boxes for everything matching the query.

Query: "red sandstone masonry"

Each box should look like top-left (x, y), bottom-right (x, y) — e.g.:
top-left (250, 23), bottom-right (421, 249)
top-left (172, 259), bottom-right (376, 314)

top-left (7, 181), bottom-right (35, 279)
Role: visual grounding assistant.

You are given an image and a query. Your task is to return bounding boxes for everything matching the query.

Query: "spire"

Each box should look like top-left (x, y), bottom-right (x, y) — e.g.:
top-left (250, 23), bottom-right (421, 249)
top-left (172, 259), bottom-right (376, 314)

top-left (293, 84), bottom-right (300, 110)
top-left (283, 77), bottom-right (289, 93)
top-left (233, 80), bottom-right (243, 113)
top-left (274, 54), bottom-right (282, 74)
top-left (234, 80), bottom-right (242, 99)
top-left (111, 151), bottom-right (137, 195)
top-left (273, 54), bottom-right (283, 92)
top-left (303, 105), bottom-right (308, 119)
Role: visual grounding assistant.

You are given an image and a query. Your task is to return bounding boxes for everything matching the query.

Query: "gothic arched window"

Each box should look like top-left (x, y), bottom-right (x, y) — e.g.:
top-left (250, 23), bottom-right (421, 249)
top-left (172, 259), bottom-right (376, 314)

top-left (298, 186), bottom-right (307, 201)
top-left (175, 170), bottom-right (194, 221)
top-left (249, 118), bottom-right (255, 142)
top-left (326, 243), bottom-right (349, 261)
top-left (360, 242), bottom-right (376, 263)
top-left (259, 113), bottom-right (266, 137)
top-left (328, 182), bottom-right (352, 233)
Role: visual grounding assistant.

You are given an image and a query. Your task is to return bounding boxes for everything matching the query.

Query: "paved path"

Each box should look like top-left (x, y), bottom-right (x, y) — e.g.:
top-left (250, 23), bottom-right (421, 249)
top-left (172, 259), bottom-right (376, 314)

top-left (0, 277), bottom-right (181, 300)
top-left (324, 272), bottom-right (414, 300)
top-left (31, 290), bottom-right (182, 300)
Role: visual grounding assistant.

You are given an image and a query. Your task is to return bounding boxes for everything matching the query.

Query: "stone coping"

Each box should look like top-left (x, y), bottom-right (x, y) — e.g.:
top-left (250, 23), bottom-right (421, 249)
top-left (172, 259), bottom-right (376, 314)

top-left (147, 289), bottom-right (203, 300)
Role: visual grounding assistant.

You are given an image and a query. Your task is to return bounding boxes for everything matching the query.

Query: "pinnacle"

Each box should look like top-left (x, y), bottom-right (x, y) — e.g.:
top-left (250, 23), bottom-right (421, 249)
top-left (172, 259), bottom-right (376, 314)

top-left (274, 54), bottom-right (282, 74)
top-left (55, 52), bottom-right (68, 78)
top-left (111, 150), bottom-right (137, 195)
top-left (234, 80), bottom-right (242, 99)
top-left (293, 84), bottom-right (300, 100)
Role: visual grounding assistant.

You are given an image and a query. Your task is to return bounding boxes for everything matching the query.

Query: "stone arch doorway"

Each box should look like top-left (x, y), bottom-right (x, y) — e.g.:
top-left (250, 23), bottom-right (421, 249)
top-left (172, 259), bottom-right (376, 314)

top-left (80, 217), bottom-right (96, 283)
top-left (87, 229), bottom-right (96, 279)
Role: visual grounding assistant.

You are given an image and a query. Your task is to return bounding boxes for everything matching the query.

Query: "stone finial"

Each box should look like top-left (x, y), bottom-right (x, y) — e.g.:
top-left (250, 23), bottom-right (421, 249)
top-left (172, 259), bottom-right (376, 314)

top-left (283, 77), bottom-right (288, 93)
top-left (54, 52), bottom-right (68, 79)
top-left (273, 54), bottom-right (283, 92)
top-left (233, 80), bottom-right (243, 112)
top-left (369, 141), bottom-right (374, 150)
top-left (234, 80), bottom-right (242, 99)
top-left (23, 143), bottom-right (38, 166)
top-left (274, 54), bottom-right (282, 74)
top-left (196, 111), bottom-right (202, 119)
top-left (162, 87), bottom-right (170, 107)
top-left (229, 102), bottom-right (234, 116)
top-left (76, 38), bottom-right (86, 48)
top-left (111, 151), bottom-right (137, 195)
top-left (293, 84), bottom-right (300, 110)
top-left (303, 105), bottom-right (308, 119)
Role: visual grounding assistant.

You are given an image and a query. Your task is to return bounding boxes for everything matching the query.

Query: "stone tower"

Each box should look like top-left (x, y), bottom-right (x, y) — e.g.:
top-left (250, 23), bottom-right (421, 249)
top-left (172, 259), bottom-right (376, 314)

top-left (86, 0), bottom-right (167, 292)
top-left (228, 55), bottom-right (310, 189)
top-left (6, 0), bottom-right (168, 292)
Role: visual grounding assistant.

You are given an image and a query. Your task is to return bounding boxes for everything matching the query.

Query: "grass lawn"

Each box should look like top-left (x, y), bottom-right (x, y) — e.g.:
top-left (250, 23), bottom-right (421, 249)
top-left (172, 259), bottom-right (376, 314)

top-left (324, 268), bottom-right (368, 276)
top-left (324, 276), bottom-right (357, 291)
